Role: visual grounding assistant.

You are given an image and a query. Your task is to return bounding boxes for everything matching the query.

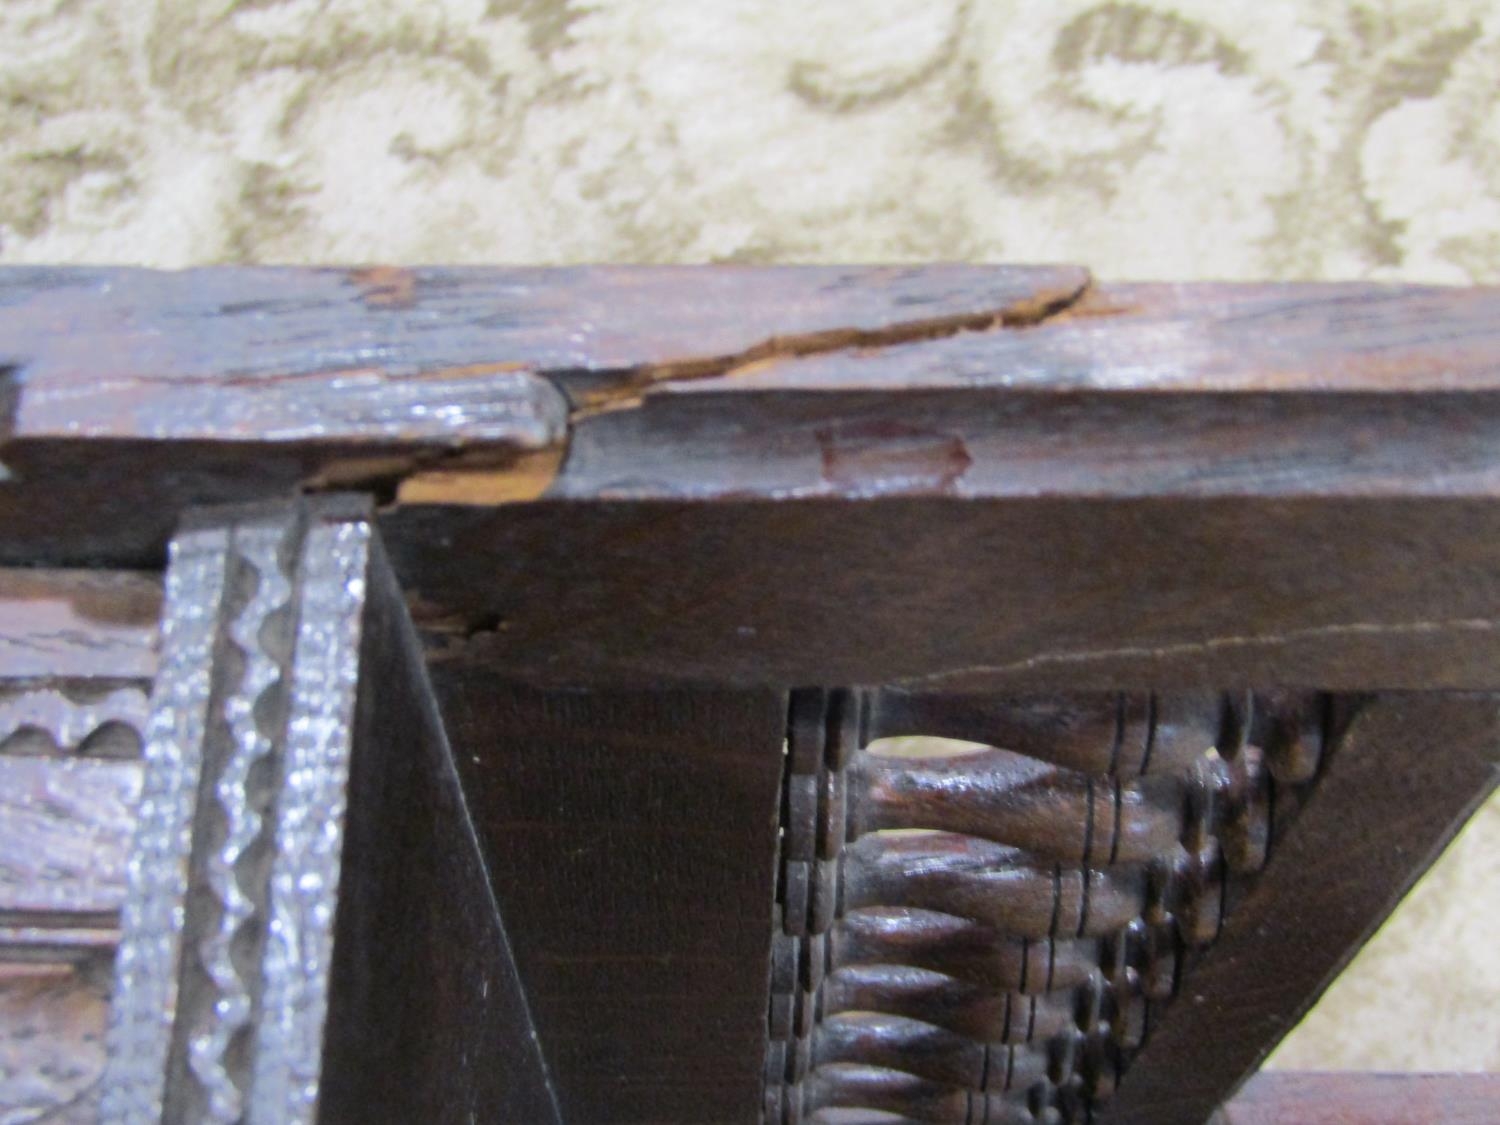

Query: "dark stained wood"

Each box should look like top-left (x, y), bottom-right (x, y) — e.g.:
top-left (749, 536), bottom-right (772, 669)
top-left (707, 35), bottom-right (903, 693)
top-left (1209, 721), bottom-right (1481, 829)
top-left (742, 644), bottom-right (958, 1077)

top-left (658, 280), bottom-right (1500, 394)
top-left (4, 267), bottom-right (1500, 1122)
top-left (320, 535), bottom-right (561, 1125)
top-left (838, 833), bottom-right (1148, 938)
top-left (767, 689), bottom-right (1304, 1122)
top-left (851, 752), bottom-right (1185, 866)
top-left (1101, 694), bottom-right (1500, 1125)
top-left (0, 265), bottom-right (1084, 426)
top-left (10, 269), bottom-right (1500, 692)
top-left (1216, 1072), bottom-right (1500, 1125)
top-left (404, 496), bottom-right (1500, 690)
top-left (437, 680), bottom-right (786, 1124)
top-left (7, 269), bottom-right (1500, 563)
top-left (866, 691), bottom-right (1230, 779)
top-left (555, 389), bottom-right (1500, 502)
top-left (0, 264), bottom-right (1083, 564)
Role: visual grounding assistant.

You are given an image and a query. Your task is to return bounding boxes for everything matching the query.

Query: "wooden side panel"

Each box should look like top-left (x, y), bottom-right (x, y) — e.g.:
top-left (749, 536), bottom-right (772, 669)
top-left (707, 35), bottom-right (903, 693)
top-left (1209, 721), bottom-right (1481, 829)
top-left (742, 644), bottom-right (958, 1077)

top-left (318, 539), bottom-right (560, 1125)
top-left (438, 680), bottom-right (787, 1124)
top-left (406, 497), bottom-right (1500, 691)
top-left (1102, 694), bottom-right (1500, 1125)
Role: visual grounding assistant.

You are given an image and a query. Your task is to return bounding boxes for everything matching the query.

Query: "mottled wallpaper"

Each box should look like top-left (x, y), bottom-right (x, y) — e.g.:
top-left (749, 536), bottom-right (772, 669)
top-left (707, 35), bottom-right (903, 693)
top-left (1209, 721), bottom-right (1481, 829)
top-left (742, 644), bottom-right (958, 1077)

top-left (5, 0), bottom-right (1500, 281)
top-left (1, 0), bottom-right (1497, 1081)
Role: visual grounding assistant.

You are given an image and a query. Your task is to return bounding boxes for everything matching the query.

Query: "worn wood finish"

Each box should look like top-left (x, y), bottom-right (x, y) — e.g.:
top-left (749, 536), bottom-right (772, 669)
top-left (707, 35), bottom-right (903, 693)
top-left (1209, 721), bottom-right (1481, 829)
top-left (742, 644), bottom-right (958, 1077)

top-left (0, 569), bottom-right (159, 680)
top-left (4, 267), bottom-right (1500, 1123)
top-left (0, 264), bottom-right (1083, 563)
top-left (1213, 1072), bottom-right (1500, 1125)
top-left (1101, 694), bottom-right (1500, 1125)
top-left (101, 497), bottom-right (557, 1124)
top-left (10, 269), bottom-right (1500, 690)
top-left (438, 680), bottom-right (786, 1124)
top-left (5, 270), bottom-right (1500, 689)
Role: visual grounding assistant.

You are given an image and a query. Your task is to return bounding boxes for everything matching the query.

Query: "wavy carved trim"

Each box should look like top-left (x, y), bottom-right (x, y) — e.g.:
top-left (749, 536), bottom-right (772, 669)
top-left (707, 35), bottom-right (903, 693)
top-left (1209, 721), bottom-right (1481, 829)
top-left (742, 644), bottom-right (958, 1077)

top-left (101, 497), bottom-right (374, 1125)
top-left (0, 685), bottom-right (149, 758)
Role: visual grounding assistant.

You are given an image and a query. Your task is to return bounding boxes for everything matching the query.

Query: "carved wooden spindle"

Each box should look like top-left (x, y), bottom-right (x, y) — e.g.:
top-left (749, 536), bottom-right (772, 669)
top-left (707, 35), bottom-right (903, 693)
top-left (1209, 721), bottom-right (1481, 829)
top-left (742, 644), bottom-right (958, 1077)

top-left (820, 963), bottom-right (1081, 1044)
top-left (802, 1063), bottom-right (1038, 1125)
top-left (811, 1013), bottom-right (1053, 1093)
top-left (867, 691), bottom-right (1229, 780)
top-left (767, 689), bottom-right (1330, 1125)
top-left (830, 908), bottom-right (1100, 993)
top-left (850, 748), bottom-right (1188, 867)
top-left (839, 833), bottom-right (1148, 939)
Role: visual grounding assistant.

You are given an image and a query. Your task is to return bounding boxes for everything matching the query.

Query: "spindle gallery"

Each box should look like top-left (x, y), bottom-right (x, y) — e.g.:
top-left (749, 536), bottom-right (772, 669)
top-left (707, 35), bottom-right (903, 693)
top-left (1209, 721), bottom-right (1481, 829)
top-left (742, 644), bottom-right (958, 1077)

top-left (1, 266), bottom-right (1497, 1123)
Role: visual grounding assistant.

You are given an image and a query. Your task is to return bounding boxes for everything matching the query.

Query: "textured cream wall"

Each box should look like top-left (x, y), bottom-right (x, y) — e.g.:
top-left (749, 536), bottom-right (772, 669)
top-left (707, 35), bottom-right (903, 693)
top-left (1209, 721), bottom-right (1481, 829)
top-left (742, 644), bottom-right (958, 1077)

top-left (2, 0), bottom-right (1497, 1074)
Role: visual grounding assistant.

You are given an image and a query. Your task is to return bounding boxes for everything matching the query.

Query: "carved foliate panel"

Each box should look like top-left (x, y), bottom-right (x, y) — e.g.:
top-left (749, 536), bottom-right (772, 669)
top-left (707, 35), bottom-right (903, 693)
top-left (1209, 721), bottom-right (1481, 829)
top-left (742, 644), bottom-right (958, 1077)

top-left (764, 689), bottom-right (1330, 1125)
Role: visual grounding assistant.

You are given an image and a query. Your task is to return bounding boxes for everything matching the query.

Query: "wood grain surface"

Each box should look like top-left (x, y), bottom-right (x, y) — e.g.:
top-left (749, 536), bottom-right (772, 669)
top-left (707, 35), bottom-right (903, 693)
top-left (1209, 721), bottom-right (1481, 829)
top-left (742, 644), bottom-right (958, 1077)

top-left (4, 268), bottom-right (1500, 1120)
top-left (0, 570), bottom-right (159, 680)
top-left (0, 962), bottom-right (111, 1124)
top-left (402, 496), bottom-right (1500, 690)
top-left (438, 680), bottom-right (786, 1124)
